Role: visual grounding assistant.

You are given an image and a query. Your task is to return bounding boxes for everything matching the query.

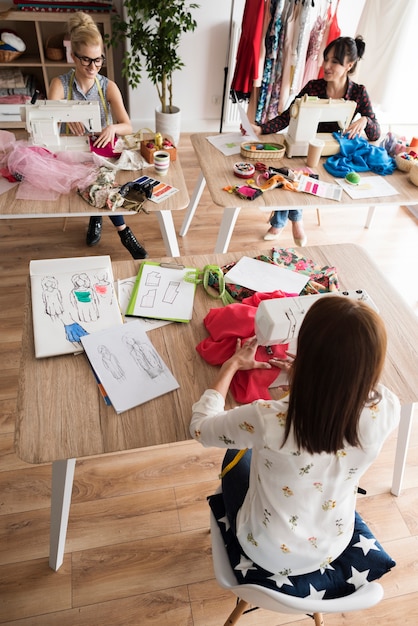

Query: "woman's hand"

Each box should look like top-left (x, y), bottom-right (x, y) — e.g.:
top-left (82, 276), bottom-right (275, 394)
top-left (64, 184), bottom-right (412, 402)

top-left (229, 336), bottom-right (272, 371)
top-left (67, 121), bottom-right (87, 136)
top-left (92, 124), bottom-right (116, 148)
top-left (240, 123), bottom-right (262, 137)
top-left (269, 351), bottom-right (295, 373)
top-left (345, 116), bottom-right (367, 139)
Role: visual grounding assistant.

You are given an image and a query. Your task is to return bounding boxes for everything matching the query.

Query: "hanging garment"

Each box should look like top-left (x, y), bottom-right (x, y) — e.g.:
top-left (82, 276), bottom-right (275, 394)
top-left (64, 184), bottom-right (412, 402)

top-left (230, 0), bottom-right (266, 102)
top-left (255, 0), bottom-right (286, 125)
top-left (302, 11), bottom-right (328, 86)
top-left (318, 0), bottom-right (341, 79)
top-left (288, 0), bottom-right (313, 98)
top-left (278, 0), bottom-right (298, 112)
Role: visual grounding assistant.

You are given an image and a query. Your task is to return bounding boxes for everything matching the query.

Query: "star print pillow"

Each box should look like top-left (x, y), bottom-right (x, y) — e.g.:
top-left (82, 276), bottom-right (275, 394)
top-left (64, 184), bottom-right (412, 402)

top-left (208, 493), bottom-right (395, 599)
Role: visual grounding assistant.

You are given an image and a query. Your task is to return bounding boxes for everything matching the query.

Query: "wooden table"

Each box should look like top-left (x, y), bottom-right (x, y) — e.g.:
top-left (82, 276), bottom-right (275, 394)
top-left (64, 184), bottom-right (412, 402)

top-left (180, 133), bottom-right (418, 253)
top-left (15, 244), bottom-right (418, 571)
top-left (0, 157), bottom-right (189, 257)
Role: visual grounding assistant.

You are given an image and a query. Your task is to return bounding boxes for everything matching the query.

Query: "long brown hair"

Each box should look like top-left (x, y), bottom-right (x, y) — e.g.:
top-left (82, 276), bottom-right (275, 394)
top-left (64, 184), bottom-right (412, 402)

top-left (283, 296), bottom-right (387, 454)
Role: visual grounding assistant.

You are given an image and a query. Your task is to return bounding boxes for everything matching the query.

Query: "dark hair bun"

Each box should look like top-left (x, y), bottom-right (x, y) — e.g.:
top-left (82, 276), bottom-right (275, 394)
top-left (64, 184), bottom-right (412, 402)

top-left (355, 36), bottom-right (365, 59)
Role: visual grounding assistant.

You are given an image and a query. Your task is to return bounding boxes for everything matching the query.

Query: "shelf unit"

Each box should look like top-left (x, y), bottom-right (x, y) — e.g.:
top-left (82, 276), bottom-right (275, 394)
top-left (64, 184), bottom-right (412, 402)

top-left (0, 9), bottom-right (114, 128)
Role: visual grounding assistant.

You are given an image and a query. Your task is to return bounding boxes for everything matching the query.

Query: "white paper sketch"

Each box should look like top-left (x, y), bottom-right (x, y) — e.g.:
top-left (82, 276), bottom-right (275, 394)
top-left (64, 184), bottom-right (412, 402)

top-left (30, 256), bottom-right (123, 358)
top-left (81, 319), bottom-right (179, 413)
top-left (126, 262), bottom-right (197, 322)
top-left (117, 276), bottom-right (171, 330)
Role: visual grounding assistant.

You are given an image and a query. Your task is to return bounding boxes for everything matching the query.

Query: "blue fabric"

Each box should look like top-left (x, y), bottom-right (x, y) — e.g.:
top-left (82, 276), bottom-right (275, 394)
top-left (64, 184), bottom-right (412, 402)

top-left (208, 492), bottom-right (395, 600)
top-left (270, 209), bottom-right (303, 228)
top-left (324, 133), bottom-right (396, 178)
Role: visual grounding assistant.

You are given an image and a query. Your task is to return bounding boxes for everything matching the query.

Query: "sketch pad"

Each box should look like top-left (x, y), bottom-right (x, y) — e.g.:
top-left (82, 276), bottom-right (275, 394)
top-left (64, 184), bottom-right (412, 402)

top-left (81, 319), bottom-right (179, 414)
top-left (30, 256), bottom-right (123, 358)
top-left (125, 261), bottom-right (198, 322)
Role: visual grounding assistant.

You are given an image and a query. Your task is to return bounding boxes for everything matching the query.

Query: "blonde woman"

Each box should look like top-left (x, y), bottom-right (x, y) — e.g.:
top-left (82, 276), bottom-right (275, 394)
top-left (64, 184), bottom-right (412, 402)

top-left (49, 12), bottom-right (148, 259)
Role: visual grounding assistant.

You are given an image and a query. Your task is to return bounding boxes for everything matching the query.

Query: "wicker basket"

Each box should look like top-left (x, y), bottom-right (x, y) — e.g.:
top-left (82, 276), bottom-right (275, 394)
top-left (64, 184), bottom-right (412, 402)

top-left (395, 151), bottom-right (418, 173)
top-left (0, 49), bottom-right (23, 63)
top-left (408, 161), bottom-right (418, 186)
top-left (45, 35), bottom-right (65, 61)
top-left (240, 141), bottom-right (286, 160)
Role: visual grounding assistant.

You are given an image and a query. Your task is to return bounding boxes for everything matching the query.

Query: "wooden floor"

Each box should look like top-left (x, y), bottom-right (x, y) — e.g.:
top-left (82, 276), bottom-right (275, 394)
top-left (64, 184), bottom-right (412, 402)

top-left (0, 134), bottom-right (417, 625)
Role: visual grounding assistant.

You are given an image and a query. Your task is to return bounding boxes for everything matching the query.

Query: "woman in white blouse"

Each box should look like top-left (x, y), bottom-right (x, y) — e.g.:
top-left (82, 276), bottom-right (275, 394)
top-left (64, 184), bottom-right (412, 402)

top-left (190, 296), bottom-right (399, 577)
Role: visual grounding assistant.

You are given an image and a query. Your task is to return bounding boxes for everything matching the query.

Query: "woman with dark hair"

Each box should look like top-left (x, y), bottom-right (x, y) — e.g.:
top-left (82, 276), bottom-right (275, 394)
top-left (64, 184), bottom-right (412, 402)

top-left (250, 36), bottom-right (379, 245)
top-left (190, 296), bottom-right (399, 577)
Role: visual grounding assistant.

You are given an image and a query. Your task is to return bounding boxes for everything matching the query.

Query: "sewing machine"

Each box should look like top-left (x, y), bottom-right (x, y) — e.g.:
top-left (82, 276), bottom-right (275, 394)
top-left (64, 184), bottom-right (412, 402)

top-left (20, 100), bottom-right (102, 151)
top-left (255, 289), bottom-right (377, 348)
top-left (282, 95), bottom-right (357, 157)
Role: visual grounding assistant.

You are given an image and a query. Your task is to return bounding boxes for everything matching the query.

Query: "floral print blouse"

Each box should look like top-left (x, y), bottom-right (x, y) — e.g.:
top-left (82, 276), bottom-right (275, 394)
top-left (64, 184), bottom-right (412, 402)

top-left (190, 383), bottom-right (399, 576)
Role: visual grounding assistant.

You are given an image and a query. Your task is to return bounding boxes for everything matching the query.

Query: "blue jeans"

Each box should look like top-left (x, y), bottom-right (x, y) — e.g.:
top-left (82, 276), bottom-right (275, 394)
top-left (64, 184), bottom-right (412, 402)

top-left (109, 215), bottom-right (125, 227)
top-left (270, 209), bottom-right (303, 228)
top-left (221, 449), bottom-right (252, 534)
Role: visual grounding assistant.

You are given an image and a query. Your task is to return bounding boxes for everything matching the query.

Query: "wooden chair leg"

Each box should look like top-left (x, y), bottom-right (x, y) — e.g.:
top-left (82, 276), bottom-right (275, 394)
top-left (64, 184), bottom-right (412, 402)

top-left (62, 218), bottom-right (68, 232)
top-left (316, 208), bottom-right (321, 226)
top-left (224, 599), bottom-right (249, 625)
top-left (314, 612), bottom-right (324, 625)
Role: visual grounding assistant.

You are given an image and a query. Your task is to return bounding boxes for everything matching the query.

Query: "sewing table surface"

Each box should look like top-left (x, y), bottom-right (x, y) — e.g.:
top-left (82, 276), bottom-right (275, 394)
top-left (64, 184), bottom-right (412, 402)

top-left (180, 133), bottom-right (418, 253)
top-left (14, 243), bottom-right (418, 569)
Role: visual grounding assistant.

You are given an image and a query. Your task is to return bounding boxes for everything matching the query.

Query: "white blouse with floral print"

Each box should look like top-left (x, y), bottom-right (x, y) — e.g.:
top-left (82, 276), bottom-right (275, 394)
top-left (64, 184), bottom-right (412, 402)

top-left (190, 383), bottom-right (400, 576)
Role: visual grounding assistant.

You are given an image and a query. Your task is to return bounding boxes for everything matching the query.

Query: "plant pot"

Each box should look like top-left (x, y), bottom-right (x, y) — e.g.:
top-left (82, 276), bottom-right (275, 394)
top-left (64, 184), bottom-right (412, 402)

top-left (155, 105), bottom-right (181, 147)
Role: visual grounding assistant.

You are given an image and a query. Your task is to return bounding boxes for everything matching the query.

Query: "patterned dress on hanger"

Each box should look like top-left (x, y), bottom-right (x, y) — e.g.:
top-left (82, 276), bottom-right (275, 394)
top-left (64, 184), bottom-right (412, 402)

top-left (255, 0), bottom-right (285, 125)
top-left (302, 11), bottom-right (328, 86)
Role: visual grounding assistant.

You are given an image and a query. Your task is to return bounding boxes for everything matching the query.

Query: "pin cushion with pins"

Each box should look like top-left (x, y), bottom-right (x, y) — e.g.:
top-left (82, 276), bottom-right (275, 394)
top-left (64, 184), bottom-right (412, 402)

top-left (233, 162), bottom-right (255, 179)
top-left (345, 171), bottom-right (361, 185)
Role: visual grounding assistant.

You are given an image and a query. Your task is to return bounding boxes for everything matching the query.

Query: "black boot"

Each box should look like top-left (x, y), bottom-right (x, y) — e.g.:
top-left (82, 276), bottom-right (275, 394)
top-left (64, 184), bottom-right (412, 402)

top-left (86, 216), bottom-right (102, 246)
top-left (118, 226), bottom-right (148, 259)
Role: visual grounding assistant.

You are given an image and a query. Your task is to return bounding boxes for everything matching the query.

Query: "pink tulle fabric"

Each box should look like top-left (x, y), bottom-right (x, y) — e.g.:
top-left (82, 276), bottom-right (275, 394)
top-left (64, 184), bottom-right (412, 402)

top-left (0, 132), bottom-right (99, 200)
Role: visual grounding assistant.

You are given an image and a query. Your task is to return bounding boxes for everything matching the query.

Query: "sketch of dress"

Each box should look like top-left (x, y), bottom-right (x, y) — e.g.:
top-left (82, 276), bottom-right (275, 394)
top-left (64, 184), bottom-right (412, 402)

top-left (98, 344), bottom-right (125, 381)
top-left (70, 273), bottom-right (100, 322)
top-left (41, 276), bottom-right (64, 319)
top-left (123, 335), bottom-right (164, 379)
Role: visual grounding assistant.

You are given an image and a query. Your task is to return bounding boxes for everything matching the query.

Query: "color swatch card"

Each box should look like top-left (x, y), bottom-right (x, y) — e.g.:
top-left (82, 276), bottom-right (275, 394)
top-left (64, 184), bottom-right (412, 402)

top-left (132, 175), bottom-right (179, 204)
top-left (296, 175), bottom-right (342, 201)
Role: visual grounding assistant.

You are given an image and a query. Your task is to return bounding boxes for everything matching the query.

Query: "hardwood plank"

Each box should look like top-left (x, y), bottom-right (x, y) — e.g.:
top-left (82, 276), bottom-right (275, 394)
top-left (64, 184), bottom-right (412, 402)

top-left (72, 529), bottom-right (213, 607)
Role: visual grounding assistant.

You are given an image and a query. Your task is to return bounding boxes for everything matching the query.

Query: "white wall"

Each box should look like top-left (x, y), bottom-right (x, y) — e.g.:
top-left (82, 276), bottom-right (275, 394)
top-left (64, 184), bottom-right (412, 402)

top-left (120, 0), bottom-right (246, 134)
top-left (122, 0), bottom-right (365, 134)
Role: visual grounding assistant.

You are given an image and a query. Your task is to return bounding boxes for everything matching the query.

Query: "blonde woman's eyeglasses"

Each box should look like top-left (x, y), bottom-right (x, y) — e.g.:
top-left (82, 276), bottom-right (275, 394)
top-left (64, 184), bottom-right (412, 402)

top-left (74, 53), bottom-right (105, 67)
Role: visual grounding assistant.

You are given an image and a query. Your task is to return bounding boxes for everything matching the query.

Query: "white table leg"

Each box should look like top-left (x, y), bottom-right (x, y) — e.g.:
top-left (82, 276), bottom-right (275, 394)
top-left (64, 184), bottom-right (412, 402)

top-left (391, 403), bottom-right (414, 496)
top-left (49, 458), bottom-right (76, 571)
top-left (156, 210), bottom-right (180, 257)
top-left (214, 206), bottom-right (242, 253)
top-left (179, 172), bottom-right (206, 236)
top-left (365, 205), bottom-right (376, 228)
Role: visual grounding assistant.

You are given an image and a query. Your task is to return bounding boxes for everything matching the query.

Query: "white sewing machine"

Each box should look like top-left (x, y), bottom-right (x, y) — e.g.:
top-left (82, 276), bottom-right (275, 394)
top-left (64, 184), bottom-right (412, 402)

top-left (282, 95), bottom-right (357, 157)
top-left (20, 100), bottom-right (102, 152)
top-left (255, 289), bottom-right (378, 388)
top-left (255, 289), bottom-right (378, 347)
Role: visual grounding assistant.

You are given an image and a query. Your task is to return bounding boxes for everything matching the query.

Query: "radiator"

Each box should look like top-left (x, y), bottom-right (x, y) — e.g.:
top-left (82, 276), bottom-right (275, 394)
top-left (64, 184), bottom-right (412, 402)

top-left (223, 21), bottom-right (248, 126)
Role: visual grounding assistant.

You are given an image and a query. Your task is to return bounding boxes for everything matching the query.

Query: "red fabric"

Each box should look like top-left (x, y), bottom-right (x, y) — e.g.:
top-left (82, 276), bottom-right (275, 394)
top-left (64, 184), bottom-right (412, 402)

top-left (196, 291), bottom-right (291, 403)
top-left (230, 0), bottom-right (266, 98)
top-left (318, 1), bottom-right (341, 79)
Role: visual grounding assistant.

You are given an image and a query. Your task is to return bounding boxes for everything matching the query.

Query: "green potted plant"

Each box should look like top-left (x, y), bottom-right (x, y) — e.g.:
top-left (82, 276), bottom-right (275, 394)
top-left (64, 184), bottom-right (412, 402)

top-left (111, 0), bottom-right (199, 145)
